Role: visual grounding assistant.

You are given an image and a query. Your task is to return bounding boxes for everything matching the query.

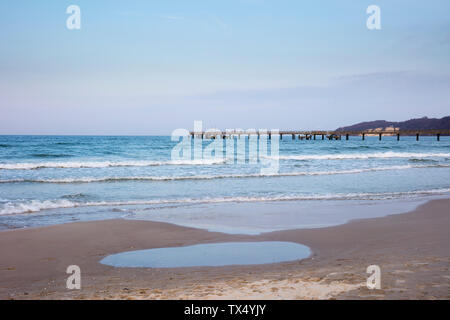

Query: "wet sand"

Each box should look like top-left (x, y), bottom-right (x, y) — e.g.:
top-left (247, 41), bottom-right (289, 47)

top-left (0, 199), bottom-right (449, 300)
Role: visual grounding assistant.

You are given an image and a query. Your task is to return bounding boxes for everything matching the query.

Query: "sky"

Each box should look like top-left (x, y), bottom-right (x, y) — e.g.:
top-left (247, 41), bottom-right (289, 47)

top-left (0, 0), bottom-right (449, 135)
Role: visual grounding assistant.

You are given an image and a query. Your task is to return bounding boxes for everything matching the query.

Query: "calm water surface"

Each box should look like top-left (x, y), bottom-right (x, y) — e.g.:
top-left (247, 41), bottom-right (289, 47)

top-left (100, 241), bottom-right (311, 268)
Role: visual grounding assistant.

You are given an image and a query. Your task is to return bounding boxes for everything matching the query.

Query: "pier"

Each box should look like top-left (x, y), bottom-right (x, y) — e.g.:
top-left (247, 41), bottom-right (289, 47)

top-left (189, 129), bottom-right (450, 141)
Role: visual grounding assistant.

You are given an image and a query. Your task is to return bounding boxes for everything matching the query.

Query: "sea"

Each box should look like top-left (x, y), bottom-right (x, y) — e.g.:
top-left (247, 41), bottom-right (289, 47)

top-left (0, 135), bottom-right (449, 234)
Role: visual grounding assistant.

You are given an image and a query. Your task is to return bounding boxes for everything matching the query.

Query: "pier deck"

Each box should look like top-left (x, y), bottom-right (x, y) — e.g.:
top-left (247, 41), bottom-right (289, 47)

top-left (189, 129), bottom-right (450, 141)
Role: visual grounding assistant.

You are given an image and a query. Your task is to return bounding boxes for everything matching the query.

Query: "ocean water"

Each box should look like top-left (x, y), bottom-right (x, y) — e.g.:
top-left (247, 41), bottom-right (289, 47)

top-left (0, 135), bottom-right (449, 232)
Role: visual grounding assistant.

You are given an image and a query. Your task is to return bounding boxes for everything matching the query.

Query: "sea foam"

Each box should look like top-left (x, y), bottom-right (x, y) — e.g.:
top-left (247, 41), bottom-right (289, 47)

top-left (0, 164), bottom-right (448, 184)
top-left (267, 152), bottom-right (450, 161)
top-left (2, 188), bottom-right (450, 215)
top-left (0, 159), bottom-right (226, 170)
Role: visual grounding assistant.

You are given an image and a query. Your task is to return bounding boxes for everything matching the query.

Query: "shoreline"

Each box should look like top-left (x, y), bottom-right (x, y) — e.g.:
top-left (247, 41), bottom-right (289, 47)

top-left (1, 195), bottom-right (437, 234)
top-left (0, 199), bottom-right (449, 299)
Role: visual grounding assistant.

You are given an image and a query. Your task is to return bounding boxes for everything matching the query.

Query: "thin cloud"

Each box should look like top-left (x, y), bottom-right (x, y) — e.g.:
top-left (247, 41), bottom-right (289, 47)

top-left (160, 15), bottom-right (186, 21)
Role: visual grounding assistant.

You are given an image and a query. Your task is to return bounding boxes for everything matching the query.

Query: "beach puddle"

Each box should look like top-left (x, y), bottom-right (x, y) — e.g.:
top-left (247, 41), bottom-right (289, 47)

top-left (100, 241), bottom-right (310, 268)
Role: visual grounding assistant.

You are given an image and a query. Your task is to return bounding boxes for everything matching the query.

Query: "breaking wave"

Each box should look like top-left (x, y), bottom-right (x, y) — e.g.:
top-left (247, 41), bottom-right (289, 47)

top-left (268, 152), bottom-right (450, 161)
top-left (0, 159), bottom-right (226, 170)
top-left (2, 188), bottom-right (450, 215)
top-left (0, 164), bottom-right (448, 184)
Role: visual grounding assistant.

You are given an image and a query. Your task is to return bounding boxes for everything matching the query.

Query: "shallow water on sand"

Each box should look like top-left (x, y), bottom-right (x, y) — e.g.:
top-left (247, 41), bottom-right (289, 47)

top-left (100, 241), bottom-right (311, 268)
top-left (124, 197), bottom-right (434, 234)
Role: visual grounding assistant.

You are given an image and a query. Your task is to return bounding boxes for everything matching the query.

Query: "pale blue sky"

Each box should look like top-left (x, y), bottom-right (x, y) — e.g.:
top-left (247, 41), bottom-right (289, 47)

top-left (0, 0), bottom-right (449, 134)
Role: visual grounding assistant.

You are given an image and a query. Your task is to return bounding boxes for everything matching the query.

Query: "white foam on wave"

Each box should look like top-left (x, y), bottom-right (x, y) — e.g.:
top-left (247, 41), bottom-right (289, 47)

top-left (1, 152), bottom-right (449, 170)
top-left (0, 164), bottom-right (448, 184)
top-left (0, 199), bottom-right (76, 215)
top-left (0, 159), bottom-right (226, 170)
top-left (267, 152), bottom-right (450, 161)
top-left (2, 188), bottom-right (450, 215)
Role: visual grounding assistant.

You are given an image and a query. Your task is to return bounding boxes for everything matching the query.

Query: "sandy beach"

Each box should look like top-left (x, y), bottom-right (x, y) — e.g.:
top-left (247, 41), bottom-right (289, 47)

top-left (0, 199), bottom-right (449, 300)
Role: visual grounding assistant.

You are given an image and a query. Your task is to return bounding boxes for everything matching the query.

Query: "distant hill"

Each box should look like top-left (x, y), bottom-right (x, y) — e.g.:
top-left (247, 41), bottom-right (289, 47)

top-left (336, 116), bottom-right (450, 132)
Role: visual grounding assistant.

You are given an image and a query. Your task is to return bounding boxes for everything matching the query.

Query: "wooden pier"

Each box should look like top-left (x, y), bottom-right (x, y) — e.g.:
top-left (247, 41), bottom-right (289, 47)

top-left (189, 129), bottom-right (450, 141)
